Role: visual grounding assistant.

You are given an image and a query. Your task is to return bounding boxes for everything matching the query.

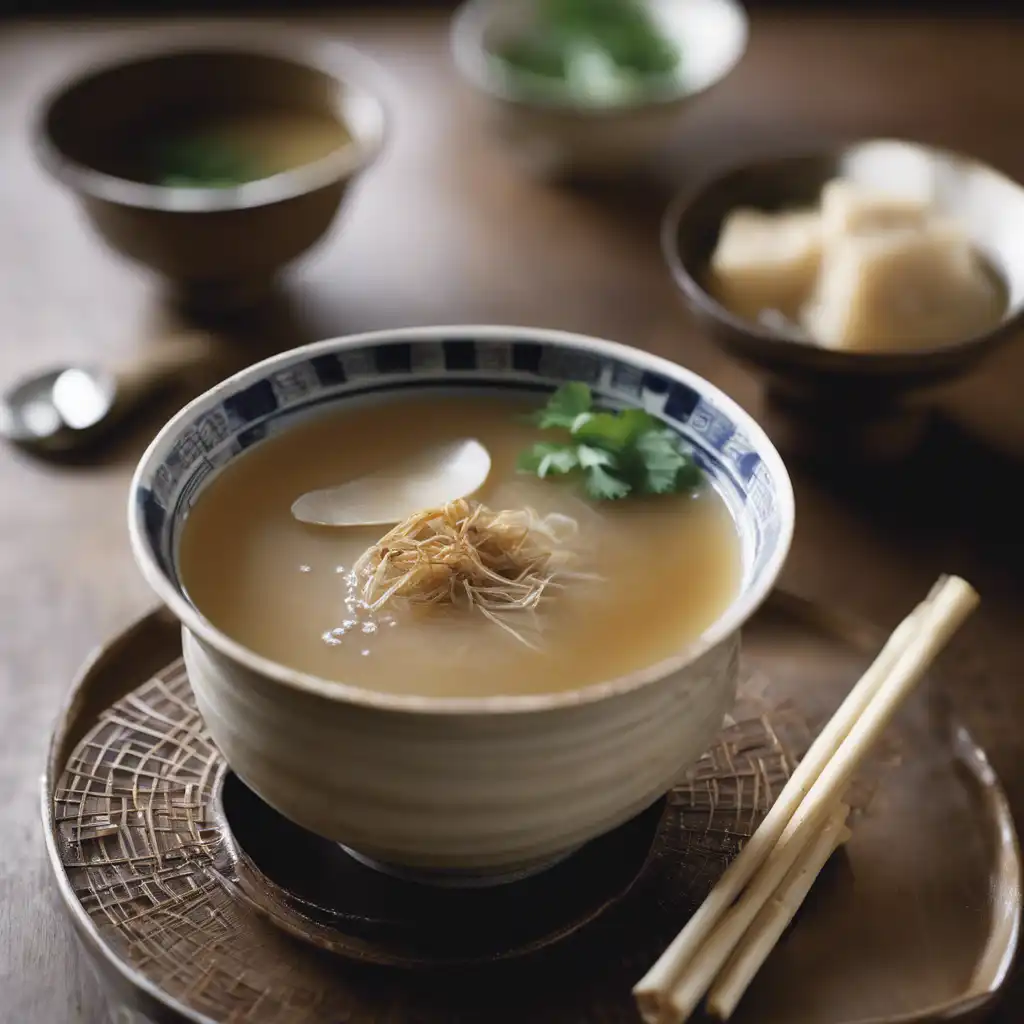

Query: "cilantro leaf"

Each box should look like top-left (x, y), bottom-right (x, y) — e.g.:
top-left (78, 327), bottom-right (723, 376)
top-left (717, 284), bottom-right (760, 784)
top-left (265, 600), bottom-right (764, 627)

top-left (533, 382), bottom-right (593, 429)
top-left (572, 407), bottom-right (657, 450)
top-left (634, 428), bottom-right (688, 494)
top-left (584, 464), bottom-right (632, 500)
top-left (576, 444), bottom-right (616, 470)
top-left (518, 381), bottom-right (704, 502)
top-left (517, 442), bottom-right (579, 478)
top-left (577, 445), bottom-right (632, 498)
top-left (673, 459), bottom-right (703, 492)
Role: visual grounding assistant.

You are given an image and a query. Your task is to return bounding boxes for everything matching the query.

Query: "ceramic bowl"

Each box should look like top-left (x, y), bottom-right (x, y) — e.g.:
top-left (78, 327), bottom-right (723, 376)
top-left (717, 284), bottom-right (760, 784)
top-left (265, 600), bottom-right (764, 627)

top-left (128, 326), bottom-right (793, 882)
top-left (450, 0), bottom-right (748, 179)
top-left (36, 31), bottom-right (386, 310)
top-left (662, 139), bottom-right (1024, 459)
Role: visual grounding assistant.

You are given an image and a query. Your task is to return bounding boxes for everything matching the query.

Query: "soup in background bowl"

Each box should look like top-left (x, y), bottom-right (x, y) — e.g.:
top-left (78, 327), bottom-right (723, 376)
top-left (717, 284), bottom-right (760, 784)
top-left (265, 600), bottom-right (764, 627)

top-left (129, 326), bottom-right (794, 881)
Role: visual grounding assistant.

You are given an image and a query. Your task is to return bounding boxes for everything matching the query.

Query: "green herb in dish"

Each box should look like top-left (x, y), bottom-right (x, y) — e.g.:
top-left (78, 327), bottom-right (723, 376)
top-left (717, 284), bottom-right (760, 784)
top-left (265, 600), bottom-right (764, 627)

top-left (517, 382), bottom-right (702, 501)
top-left (494, 0), bottom-right (682, 103)
top-left (152, 135), bottom-right (261, 189)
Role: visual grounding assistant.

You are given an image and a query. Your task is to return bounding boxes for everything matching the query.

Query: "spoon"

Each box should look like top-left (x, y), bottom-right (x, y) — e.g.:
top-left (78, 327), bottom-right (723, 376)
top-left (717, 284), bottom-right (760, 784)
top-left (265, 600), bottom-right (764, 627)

top-left (0, 332), bottom-right (218, 455)
top-left (291, 438), bottom-right (492, 527)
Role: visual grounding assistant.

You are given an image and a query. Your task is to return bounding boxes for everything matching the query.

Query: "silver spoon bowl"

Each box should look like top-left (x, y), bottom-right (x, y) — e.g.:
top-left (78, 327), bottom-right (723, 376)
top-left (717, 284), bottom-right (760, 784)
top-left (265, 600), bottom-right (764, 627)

top-left (0, 333), bottom-right (218, 456)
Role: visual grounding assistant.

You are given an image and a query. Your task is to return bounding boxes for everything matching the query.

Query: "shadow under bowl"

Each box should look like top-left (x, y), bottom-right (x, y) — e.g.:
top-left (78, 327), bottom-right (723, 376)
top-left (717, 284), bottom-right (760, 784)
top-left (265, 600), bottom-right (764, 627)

top-left (662, 139), bottom-right (1024, 458)
top-left (213, 767), bottom-right (666, 967)
top-left (36, 32), bottom-right (387, 311)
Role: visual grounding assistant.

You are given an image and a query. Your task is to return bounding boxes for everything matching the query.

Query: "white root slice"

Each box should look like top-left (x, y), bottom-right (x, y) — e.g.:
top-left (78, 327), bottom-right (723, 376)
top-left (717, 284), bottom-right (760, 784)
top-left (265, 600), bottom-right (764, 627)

top-left (291, 439), bottom-right (491, 527)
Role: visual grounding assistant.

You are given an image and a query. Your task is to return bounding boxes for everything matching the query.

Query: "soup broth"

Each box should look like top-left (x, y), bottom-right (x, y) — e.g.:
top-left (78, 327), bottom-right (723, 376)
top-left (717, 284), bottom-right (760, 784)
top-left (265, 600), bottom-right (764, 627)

top-left (112, 108), bottom-right (350, 188)
top-left (179, 394), bottom-right (742, 698)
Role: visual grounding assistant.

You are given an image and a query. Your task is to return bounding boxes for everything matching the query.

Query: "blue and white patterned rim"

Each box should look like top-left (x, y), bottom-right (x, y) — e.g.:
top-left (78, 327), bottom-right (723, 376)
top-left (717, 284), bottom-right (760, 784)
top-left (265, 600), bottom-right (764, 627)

top-left (128, 325), bottom-right (794, 713)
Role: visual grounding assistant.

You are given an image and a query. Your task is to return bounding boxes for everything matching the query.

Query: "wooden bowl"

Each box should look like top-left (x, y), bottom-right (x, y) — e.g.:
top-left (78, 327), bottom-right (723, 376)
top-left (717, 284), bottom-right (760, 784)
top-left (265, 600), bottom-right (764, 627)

top-left (662, 139), bottom-right (1024, 460)
top-left (36, 31), bottom-right (386, 311)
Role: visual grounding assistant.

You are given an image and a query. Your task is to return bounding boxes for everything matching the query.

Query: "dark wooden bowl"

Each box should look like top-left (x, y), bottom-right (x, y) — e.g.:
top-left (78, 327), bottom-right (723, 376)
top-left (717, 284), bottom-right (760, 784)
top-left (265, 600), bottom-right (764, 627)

top-left (662, 139), bottom-right (1024, 460)
top-left (35, 29), bottom-right (387, 312)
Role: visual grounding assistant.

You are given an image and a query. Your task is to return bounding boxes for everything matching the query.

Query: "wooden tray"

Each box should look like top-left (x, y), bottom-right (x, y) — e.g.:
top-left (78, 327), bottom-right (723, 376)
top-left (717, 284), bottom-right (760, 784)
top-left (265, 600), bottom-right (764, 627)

top-left (42, 592), bottom-right (1020, 1024)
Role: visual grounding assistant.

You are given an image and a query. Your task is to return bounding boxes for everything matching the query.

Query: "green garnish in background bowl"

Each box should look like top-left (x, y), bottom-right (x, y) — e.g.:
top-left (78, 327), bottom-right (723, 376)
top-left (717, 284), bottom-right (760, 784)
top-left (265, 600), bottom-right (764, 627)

top-left (493, 0), bottom-right (683, 105)
top-left (153, 136), bottom-right (263, 189)
top-left (518, 382), bottom-right (703, 501)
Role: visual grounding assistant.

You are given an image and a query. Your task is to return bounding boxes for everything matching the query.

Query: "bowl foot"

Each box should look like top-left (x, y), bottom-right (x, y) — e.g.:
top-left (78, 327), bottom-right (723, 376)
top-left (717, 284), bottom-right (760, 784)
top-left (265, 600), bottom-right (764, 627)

top-left (338, 843), bottom-right (579, 889)
top-left (763, 386), bottom-right (933, 466)
top-left (167, 275), bottom-right (279, 315)
top-left (213, 770), bottom-right (663, 967)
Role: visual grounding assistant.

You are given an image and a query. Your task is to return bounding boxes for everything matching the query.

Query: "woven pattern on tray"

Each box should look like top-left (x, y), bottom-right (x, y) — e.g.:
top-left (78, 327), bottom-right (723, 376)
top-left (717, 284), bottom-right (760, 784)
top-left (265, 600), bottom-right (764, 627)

top-left (55, 660), bottom-right (823, 1024)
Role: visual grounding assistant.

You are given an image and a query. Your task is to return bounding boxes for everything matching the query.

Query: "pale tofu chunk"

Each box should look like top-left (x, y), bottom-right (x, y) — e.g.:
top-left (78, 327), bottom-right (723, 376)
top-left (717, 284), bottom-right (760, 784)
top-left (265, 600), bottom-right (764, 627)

top-left (801, 220), bottom-right (1004, 351)
top-left (820, 178), bottom-right (931, 237)
top-left (708, 207), bottom-right (823, 321)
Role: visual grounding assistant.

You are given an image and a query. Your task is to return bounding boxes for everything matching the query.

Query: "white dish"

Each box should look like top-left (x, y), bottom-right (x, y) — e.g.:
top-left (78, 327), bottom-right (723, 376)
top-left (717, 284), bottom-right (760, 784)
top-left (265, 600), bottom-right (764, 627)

top-left (450, 0), bottom-right (749, 178)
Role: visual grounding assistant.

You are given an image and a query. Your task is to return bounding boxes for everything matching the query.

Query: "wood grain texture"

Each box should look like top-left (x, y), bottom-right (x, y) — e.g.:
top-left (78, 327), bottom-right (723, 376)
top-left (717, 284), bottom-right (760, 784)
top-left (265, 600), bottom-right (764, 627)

top-left (2, 9), bottom-right (1024, 1022)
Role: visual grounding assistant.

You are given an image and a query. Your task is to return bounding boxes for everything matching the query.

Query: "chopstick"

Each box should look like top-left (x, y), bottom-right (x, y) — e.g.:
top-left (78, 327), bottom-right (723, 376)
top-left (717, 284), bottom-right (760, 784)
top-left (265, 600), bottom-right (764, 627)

top-left (632, 576), bottom-right (943, 1021)
top-left (632, 575), bottom-right (979, 1024)
top-left (706, 803), bottom-right (852, 1019)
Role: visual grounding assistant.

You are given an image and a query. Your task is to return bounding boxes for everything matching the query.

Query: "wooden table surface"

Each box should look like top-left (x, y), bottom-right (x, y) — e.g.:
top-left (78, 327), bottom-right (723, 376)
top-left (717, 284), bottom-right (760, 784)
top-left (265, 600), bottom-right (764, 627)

top-left (2, 9), bottom-right (1024, 1023)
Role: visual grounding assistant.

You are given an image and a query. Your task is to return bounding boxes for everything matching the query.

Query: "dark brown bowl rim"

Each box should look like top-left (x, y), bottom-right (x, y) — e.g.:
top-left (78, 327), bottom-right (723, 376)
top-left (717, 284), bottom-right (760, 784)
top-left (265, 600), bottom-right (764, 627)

top-left (34, 34), bottom-right (389, 214)
top-left (660, 140), bottom-right (1024, 377)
